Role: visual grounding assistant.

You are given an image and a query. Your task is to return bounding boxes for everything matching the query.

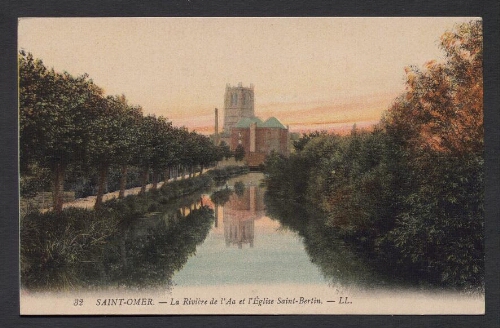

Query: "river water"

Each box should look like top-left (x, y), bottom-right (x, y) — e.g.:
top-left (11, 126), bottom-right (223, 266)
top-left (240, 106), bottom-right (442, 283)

top-left (20, 172), bottom-right (484, 315)
top-left (172, 173), bottom-right (329, 287)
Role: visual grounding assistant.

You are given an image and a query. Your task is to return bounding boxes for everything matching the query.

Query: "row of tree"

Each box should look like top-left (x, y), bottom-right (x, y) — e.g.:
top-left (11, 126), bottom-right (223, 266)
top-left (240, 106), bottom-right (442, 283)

top-left (19, 51), bottom-right (232, 212)
top-left (264, 21), bottom-right (483, 287)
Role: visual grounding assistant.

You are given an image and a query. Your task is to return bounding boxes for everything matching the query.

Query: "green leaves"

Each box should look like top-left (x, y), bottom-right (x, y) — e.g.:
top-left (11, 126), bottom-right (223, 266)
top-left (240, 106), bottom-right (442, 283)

top-left (20, 51), bottom-right (227, 211)
top-left (234, 144), bottom-right (245, 162)
top-left (263, 21), bottom-right (484, 288)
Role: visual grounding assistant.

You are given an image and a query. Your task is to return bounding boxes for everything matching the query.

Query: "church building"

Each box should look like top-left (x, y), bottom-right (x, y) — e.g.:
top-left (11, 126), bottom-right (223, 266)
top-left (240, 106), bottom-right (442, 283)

top-left (218, 83), bottom-right (289, 167)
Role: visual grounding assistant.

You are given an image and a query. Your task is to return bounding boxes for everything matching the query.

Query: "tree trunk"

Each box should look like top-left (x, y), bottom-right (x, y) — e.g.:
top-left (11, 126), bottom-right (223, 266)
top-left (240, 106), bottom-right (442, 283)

top-left (164, 167), bottom-right (171, 183)
top-left (52, 162), bottom-right (66, 213)
top-left (181, 166), bottom-right (186, 180)
top-left (139, 167), bottom-right (149, 194)
top-left (152, 170), bottom-right (159, 190)
top-left (94, 163), bottom-right (109, 210)
top-left (118, 165), bottom-right (128, 199)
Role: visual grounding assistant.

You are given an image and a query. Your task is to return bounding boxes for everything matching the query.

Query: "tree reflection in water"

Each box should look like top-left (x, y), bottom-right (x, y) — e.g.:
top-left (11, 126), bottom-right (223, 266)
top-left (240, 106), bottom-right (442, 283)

top-left (264, 192), bottom-right (386, 290)
top-left (21, 192), bottom-right (215, 291)
top-left (102, 205), bottom-right (214, 289)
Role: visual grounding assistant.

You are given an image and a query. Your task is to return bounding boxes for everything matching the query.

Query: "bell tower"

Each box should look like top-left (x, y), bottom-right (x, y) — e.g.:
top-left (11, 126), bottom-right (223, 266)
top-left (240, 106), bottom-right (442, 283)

top-left (223, 82), bottom-right (255, 134)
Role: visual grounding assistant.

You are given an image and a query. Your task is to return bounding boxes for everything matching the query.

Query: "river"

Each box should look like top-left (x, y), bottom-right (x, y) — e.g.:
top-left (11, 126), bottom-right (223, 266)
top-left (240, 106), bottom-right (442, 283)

top-left (20, 172), bottom-right (484, 315)
top-left (171, 172), bottom-right (330, 287)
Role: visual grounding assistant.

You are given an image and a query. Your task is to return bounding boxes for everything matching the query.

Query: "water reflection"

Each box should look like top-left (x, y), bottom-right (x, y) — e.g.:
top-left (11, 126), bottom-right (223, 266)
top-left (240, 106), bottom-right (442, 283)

top-left (223, 185), bottom-right (265, 248)
top-left (210, 178), bottom-right (269, 249)
top-left (172, 174), bottom-right (328, 287)
top-left (23, 173), bottom-right (401, 291)
top-left (263, 191), bottom-right (381, 290)
top-left (102, 198), bottom-right (214, 289)
top-left (263, 190), bottom-right (465, 292)
top-left (208, 177), bottom-right (383, 289)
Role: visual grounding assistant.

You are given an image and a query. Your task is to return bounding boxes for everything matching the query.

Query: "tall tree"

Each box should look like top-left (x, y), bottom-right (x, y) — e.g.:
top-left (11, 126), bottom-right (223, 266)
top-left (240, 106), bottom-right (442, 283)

top-left (114, 97), bottom-right (143, 199)
top-left (87, 95), bottom-right (143, 209)
top-left (19, 51), bottom-right (103, 212)
top-left (149, 116), bottom-right (175, 190)
top-left (383, 20), bottom-right (483, 156)
top-left (382, 20), bottom-right (484, 285)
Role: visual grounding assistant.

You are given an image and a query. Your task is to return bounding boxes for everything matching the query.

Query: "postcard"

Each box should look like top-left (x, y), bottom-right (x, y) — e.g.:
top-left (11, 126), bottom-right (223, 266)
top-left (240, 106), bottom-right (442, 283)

top-left (18, 17), bottom-right (484, 315)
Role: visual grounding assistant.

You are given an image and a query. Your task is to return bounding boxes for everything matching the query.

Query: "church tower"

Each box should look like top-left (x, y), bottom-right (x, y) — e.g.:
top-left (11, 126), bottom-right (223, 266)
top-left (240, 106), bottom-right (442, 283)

top-left (223, 82), bottom-right (255, 134)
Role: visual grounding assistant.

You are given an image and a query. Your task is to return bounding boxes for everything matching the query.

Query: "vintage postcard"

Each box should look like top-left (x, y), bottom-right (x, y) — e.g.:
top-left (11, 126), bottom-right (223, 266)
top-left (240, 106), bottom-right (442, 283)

top-left (18, 17), bottom-right (484, 315)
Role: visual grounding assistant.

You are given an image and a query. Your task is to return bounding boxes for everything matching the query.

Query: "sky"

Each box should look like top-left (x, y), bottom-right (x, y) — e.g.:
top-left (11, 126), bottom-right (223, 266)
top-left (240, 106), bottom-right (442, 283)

top-left (18, 17), bottom-right (476, 134)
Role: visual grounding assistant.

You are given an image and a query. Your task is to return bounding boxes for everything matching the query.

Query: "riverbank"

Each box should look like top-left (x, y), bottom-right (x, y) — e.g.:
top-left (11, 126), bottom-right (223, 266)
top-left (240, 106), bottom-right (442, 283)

top-left (263, 129), bottom-right (484, 290)
top-left (22, 162), bottom-right (245, 213)
top-left (20, 165), bottom-right (249, 290)
top-left (60, 175), bottom-right (188, 210)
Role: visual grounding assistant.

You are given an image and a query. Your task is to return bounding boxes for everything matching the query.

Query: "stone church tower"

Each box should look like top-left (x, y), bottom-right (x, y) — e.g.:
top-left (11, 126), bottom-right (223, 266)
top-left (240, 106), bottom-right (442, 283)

top-left (223, 82), bottom-right (255, 134)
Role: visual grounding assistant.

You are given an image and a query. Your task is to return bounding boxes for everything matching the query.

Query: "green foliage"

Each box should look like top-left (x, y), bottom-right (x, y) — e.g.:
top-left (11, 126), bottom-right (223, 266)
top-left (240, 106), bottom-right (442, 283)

top-left (19, 51), bottom-right (102, 171)
top-left (19, 51), bottom-right (226, 211)
top-left (292, 130), bottom-right (327, 152)
top-left (234, 144), bottom-right (246, 162)
top-left (264, 21), bottom-right (484, 289)
top-left (234, 181), bottom-right (245, 197)
top-left (210, 188), bottom-right (233, 206)
top-left (218, 141), bottom-right (233, 160)
top-left (20, 164), bottom-right (51, 198)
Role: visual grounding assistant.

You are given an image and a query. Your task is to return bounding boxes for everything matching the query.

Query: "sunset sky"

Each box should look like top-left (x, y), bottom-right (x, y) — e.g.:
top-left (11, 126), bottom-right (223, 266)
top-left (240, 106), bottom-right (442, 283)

top-left (18, 17), bottom-right (475, 134)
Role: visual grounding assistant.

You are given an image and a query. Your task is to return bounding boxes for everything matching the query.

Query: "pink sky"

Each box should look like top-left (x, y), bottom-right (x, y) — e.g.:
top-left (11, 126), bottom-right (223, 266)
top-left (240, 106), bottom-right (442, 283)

top-left (18, 17), bottom-right (476, 134)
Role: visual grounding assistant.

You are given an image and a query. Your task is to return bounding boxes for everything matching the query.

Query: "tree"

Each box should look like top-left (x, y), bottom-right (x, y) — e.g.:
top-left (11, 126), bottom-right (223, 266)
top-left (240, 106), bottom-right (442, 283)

top-left (218, 141), bottom-right (232, 161)
top-left (293, 131), bottom-right (327, 152)
top-left (195, 134), bottom-right (220, 173)
top-left (19, 51), bottom-right (104, 212)
top-left (234, 144), bottom-right (246, 162)
top-left (383, 20), bottom-right (483, 156)
top-left (114, 99), bottom-right (143, 199)
top-left (133, 115), bottom-right (159, 194)
top-left (149, 116), bottom-right (175, 190)
top-left (382, 20), bottom-right (484, 286)
top-left (86, 95), bottom-right (143, 209)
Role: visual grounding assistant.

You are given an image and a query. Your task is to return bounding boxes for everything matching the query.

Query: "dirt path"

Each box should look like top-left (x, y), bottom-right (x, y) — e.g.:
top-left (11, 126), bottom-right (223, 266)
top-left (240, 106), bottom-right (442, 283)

top-left (47, 160), bottom-right (245, 211)
top-left (62, 173), bottom-right (202, 210)
top-left (61, 181), bottom-right (167, 210)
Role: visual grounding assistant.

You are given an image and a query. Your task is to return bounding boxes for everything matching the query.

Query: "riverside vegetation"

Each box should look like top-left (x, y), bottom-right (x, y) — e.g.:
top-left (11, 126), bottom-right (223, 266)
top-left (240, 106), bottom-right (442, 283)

top-left (19, 50), bottom-right (234, 213)
top-left (21, 166), bottom-right (249, 290)
top-left (20, 21), bottom-right (483, 292)
top-left (264, 21), bottom-right (483, 289)
top-left (19, 46), bottom-right (247, 290)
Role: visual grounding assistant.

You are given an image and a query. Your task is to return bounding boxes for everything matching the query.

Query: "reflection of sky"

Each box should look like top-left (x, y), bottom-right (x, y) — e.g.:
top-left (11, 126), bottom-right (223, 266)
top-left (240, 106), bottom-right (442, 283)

top-left (171, 216), bottom-right (328, 287)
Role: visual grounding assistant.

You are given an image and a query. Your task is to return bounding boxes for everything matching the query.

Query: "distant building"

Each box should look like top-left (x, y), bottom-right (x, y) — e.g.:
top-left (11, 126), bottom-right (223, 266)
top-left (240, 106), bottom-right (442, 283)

top-left (223, 83), bottom-right (255, 134)
top-left (219, 83), bottom-right (289, 167)
top-left (230, 116), bottom-right (289, 167)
